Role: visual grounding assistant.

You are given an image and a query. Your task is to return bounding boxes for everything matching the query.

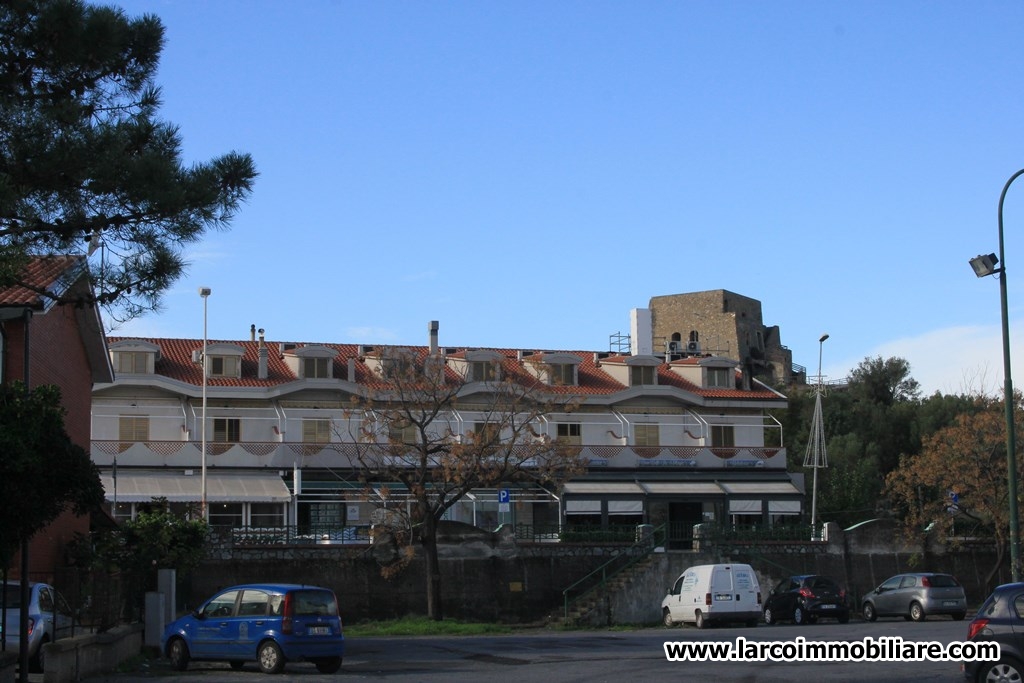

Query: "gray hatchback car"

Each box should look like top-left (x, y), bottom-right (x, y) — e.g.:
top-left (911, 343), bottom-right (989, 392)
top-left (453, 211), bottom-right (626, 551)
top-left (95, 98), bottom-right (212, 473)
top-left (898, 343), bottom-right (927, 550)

top-left (862, 572), bottom-right (966, 622)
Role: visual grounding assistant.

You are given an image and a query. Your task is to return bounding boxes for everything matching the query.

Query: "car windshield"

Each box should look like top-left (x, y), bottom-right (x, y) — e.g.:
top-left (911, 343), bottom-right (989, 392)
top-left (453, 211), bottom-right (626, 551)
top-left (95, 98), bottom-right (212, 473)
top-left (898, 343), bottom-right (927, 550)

top-left (929, 575), bottom-right (960, 588)
top-left (808, 577), bottom-right (839, 591)
top-left (293, 590), bottom-right (338, 617)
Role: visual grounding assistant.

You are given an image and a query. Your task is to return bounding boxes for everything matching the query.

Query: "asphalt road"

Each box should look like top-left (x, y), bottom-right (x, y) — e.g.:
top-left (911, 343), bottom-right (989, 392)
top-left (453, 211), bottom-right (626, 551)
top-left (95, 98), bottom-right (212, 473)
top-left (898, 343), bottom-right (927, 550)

top-left (74, 617), bottom-right (976, 683)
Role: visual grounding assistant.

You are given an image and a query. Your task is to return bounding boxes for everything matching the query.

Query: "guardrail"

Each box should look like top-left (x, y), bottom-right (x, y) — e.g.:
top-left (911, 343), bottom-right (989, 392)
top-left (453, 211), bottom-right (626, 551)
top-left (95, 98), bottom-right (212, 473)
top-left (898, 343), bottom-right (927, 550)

top-left (694, 522), bottom-right (819, 545)
top-left (215, 525), bottom-right (373, 547)
top-left (512, 523), bottom-right (643, 544)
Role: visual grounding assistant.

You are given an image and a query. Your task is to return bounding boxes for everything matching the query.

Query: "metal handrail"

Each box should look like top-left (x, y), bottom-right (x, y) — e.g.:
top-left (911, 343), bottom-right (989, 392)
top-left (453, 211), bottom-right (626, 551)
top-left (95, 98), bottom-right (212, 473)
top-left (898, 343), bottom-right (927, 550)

top-left (562, 524), bottom-right (665, 622)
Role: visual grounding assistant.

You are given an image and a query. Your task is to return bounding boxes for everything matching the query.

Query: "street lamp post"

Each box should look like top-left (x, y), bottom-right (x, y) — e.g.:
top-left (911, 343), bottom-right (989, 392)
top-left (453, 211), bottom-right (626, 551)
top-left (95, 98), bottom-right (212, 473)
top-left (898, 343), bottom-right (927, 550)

top-left (970, 168), bottom-right (1024, 583)
top-left (199, 287), bottom-right (211, 520)
top-left (805, 333), bottom-right (829, 541)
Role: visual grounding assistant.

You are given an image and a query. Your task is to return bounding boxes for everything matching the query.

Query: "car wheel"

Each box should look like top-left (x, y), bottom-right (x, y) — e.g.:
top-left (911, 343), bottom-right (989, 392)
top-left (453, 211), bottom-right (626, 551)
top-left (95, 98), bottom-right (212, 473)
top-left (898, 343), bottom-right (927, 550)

top-left (168, 637), bottom-right (190, 672)
top-left (258, 640), bottom-right (285, 674)
top-left (663, 609), bottom-right (675, 628)
top-left (863, 603), bottom-right (877, 622)
top-left (315, 657), bottom-right (343, 674)
top-left (763, 607), bottom-right (776, 625)
top-left (794, 606), bottom-right (805, 625)
top-left (229, 661), bottom-right (245, 670)
top-left (952, 611), bottom-right (966, 621)
top-left (910, 601), bottom-right (926, 622)
top-left (695, 611), bottom-right (706, 629)
top-left (980, 659), bottom-right (1024, 683)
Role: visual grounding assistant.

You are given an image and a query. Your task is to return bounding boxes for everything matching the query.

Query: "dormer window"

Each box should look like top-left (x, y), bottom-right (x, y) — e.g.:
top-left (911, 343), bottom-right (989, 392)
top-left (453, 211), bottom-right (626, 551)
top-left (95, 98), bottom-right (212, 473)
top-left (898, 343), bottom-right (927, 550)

top-left (446, 350), bottom-right (502, 383)
top-left (109, 340), bottom-right (160, 375)
top-left (282, 344), bottom-right (336, 380)
top-left (471, 361), bottom-right (496, 382)
top-left (522, 352), bottom-right (580, 386)
top-left (304, 357), bottom-right (330, 379)
top-left (549, 364), bottom-right (576, 386)
top-left (116, 351), bottom-right (149, 374)
top-left (630, 365), bottom-right (656, 386)
top-left (209, 355), bottom-right (239, 377)
top-left (201, 343), bottom-right (245, 379)
top-left (706, 367), bottom-right (733, 388)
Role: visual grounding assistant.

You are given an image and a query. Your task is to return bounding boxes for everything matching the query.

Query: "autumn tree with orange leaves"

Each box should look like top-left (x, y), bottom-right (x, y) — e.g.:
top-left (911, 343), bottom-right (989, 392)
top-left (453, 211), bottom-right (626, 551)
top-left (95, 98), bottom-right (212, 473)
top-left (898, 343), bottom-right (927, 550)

top-left (345, 348), bottom-right (585, 621)
top-left (884, 395), bottom-right (1023, 589)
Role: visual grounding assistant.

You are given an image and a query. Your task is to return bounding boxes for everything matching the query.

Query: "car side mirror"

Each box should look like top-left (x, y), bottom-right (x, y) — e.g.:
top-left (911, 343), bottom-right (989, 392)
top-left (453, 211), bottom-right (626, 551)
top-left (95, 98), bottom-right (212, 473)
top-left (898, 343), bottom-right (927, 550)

top-left (193, 609), bottom-right (205, 620)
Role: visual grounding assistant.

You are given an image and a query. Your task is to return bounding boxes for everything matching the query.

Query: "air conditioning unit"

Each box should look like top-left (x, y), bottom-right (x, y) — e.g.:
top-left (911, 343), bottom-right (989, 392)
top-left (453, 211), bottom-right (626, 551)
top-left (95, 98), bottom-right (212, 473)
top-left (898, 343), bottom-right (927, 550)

top-left (686, 341), bottom-right (701, 353)
top-left (667, 341), bottom-right (683, 354)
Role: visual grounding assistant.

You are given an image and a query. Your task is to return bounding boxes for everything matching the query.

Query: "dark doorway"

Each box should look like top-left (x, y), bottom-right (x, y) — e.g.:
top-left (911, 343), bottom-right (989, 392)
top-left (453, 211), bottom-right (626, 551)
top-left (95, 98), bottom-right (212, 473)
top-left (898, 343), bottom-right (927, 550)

top-left (668, 502), bottom-right (703, 549)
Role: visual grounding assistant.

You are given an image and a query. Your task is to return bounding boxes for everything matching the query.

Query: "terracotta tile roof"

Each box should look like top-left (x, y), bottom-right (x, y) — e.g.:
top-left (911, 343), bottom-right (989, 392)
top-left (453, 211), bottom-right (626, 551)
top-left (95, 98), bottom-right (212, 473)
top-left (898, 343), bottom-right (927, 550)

top-left (0, 256), bottom-right (82, 307)
top-left (106, 338), bottom-right (784, 401)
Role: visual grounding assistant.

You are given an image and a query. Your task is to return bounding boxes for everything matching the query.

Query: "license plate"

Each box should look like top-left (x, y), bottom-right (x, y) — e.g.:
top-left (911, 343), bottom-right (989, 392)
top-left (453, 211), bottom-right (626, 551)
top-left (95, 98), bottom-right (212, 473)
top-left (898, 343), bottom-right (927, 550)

top-left (820, 604), bottom-right (836, 609)
top-left (308, 625), bottom-right (330, 635)
top-left (714, 593), bottom-right (733, 601)
top-left (943, 601), bottom-right (959, 607)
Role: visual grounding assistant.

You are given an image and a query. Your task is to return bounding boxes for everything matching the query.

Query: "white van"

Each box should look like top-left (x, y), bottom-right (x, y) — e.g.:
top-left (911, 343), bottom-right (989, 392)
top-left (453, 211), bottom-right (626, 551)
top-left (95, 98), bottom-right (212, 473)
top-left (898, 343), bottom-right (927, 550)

top-left (661, 563), bottom-right (762, 629)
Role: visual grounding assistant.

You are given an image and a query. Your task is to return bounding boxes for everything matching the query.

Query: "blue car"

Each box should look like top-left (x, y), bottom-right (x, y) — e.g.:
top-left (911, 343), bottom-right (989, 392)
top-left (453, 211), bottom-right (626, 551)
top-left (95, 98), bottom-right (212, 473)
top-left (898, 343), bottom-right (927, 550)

top-left (160, 583), bottom-right (344, 674)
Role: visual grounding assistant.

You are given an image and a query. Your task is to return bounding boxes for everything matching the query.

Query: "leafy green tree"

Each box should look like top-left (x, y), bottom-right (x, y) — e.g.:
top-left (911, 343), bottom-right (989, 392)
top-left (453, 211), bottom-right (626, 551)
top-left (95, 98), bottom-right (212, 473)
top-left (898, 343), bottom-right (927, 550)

top-left (0, 382), bottom-right (104, 563)
top-left (782, 356), bottom-right (929, 528)
top-left (87, 500), bottom-right (208, 593)
top-left (0, 0), bottom-right (256, 321)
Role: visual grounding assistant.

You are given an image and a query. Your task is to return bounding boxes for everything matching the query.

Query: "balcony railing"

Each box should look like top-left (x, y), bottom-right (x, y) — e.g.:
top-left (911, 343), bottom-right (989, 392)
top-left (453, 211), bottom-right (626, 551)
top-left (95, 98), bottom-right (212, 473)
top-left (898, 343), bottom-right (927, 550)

top-left (91, 440), bottom-right (787, 470)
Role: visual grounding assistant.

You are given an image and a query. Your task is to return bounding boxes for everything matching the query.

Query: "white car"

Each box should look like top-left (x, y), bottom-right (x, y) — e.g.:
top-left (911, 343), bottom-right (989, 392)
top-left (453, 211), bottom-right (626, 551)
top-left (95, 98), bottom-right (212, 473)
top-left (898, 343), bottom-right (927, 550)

top-left (0, 581), bottom-right (74, 672)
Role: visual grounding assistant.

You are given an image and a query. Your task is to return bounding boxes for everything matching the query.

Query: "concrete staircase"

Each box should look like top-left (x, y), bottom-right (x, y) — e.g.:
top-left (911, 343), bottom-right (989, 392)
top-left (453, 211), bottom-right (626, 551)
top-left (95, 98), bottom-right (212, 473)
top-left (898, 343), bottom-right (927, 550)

top-left (563, 554), bottom-right (659, 627)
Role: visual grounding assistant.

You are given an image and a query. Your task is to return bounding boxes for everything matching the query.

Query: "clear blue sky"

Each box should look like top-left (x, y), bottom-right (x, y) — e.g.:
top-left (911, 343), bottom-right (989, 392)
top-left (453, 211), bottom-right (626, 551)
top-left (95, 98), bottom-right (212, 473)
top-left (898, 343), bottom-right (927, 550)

top-left (110, 0), bottom-right (1024, 397)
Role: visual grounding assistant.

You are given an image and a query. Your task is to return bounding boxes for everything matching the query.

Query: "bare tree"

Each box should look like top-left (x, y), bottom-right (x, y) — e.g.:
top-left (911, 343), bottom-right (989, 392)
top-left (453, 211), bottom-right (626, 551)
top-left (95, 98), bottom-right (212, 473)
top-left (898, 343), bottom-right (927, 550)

top-left (345, 348), bottom-right (584, 620)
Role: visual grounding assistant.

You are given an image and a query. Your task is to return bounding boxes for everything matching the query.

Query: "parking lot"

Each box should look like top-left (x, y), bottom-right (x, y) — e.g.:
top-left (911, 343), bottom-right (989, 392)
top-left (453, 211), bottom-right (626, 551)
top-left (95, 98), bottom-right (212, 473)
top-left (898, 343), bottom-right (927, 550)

top-left (69, 618), bottom-right (976, 683)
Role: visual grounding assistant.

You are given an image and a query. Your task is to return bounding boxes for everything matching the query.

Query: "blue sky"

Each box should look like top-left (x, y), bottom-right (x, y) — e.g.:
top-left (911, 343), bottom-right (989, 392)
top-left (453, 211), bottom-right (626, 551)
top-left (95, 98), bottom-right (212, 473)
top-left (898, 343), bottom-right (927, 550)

top-left (110, 0), bottom-right (1024, 397)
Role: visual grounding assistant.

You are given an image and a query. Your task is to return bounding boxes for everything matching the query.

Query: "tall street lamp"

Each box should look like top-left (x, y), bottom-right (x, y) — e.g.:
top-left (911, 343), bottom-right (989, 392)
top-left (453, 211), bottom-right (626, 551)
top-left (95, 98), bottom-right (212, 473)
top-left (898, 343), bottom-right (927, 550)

top-left (199, 287), bottom-right (211, 520)
top-left (804, 333), bottom-right (830, 541)
top-left (970, 168), bottom-right (1024, 582)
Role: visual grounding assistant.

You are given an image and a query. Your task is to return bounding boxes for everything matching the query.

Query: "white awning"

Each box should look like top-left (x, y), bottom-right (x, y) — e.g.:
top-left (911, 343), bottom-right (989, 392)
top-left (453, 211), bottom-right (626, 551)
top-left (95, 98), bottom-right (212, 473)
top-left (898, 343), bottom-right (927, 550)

top-left (565, 500), bottom-right (602, 514)
top-left (641, 482), bottom-right (725, 495)
top-left (720, 481), bottom-right (802, 496)
top-left (101, 471), bottom-right (292, 503)
top-left (608, 500), bottom-right (643, 515)
top-left (563, 482), bottom-right (645, 496)
top-left (769, 500), bottom-right (801, 514)
top-left (729, 499), bottom-right (762, 514)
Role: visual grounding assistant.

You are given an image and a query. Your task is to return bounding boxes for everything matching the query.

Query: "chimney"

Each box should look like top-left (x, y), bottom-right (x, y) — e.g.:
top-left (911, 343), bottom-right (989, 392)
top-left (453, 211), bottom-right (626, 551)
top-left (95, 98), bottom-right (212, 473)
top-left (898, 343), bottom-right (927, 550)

top-left (258, 328), bottom-right (268, 379)
top-left (429, 320), bottom-right (439, 355)
top-left (250, 324), bottom-right (256, 342)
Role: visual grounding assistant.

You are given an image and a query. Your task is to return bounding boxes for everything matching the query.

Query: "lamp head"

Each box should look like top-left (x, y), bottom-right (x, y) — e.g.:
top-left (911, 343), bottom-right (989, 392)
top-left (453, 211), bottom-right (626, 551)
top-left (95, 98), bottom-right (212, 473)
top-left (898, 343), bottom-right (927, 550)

top-left (970, 253), bottom-right (999, 278)
top-left (819, 333), bottom-right (829, 343)
top-left (198, 287), bottom-right (212, 297)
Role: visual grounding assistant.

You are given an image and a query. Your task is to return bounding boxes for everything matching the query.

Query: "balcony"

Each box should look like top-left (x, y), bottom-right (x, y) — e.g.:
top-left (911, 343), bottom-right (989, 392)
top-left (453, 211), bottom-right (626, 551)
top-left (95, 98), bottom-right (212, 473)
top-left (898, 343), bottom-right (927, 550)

top-left (90, 440), bottom-right (787, 470)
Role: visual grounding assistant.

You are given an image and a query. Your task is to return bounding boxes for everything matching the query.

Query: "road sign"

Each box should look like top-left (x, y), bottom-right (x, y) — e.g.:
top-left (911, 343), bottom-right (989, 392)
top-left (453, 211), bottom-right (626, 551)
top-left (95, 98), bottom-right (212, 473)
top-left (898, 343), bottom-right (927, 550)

top-left (498, 488), bottom-right (510, 504)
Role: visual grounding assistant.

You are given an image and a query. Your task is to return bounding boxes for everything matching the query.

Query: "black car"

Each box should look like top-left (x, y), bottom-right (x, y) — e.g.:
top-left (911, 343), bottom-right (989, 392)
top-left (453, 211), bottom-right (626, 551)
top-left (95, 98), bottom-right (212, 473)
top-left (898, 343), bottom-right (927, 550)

top-left (763, 574), bottom-right (850, 625)
top-left (964, 581), bottom-right (1024, 683)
